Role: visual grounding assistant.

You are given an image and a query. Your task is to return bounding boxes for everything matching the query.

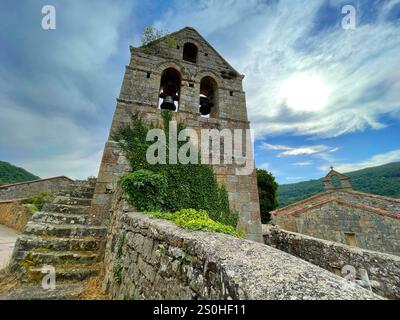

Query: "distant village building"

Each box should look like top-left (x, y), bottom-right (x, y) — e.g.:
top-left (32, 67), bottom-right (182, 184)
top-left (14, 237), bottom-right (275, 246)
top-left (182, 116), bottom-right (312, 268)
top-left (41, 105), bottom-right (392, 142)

top-left (271, 168), bottom-right (400, 256)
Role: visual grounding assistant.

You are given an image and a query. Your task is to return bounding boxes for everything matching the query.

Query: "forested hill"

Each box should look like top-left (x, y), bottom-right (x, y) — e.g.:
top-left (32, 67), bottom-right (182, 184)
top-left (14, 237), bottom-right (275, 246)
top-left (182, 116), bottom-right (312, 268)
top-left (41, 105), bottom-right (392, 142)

top-left (278, 162), bottom-right (400, 208)
top-left (0, 161), bottom-right (40, 185)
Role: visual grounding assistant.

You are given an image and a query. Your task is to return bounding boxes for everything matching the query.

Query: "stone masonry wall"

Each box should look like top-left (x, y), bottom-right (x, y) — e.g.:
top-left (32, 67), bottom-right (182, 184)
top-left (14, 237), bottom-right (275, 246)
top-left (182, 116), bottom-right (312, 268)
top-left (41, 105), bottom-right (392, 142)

top-left (263, 226), bottom-right (400, 299)
top-left (93, 27), bottom-right (262, 242)
top-left (0, 176), bottom-right (74, 201)
top-left (0, 200), bottom-right (32, 231)
top-left (101, 191), bottom-right (380, 300)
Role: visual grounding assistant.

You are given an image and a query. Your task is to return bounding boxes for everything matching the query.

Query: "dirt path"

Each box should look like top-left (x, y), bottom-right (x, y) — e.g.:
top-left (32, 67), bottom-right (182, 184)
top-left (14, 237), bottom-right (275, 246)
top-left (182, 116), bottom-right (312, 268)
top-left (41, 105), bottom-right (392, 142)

top-left (0, 224), bottom-right (18, 270)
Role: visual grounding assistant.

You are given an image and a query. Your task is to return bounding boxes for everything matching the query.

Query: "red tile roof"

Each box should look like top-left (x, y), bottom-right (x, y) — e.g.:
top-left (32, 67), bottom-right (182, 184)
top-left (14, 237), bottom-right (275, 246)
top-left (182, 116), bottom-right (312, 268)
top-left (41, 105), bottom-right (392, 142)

top-left (272, 189), bottom-right (400, 219)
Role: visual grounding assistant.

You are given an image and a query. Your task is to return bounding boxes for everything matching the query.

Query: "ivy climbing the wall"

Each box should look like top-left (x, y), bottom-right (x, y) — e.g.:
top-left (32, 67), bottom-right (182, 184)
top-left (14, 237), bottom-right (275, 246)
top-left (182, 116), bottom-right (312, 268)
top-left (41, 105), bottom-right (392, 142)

top-left (112, 110), bottom-right (236, 227)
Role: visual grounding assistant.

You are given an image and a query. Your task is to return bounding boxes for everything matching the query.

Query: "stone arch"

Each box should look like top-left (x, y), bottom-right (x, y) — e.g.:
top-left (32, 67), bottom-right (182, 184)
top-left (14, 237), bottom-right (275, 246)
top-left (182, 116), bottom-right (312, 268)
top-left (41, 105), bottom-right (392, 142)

top-left (199, 76), bottom-right (219, 117)
top-left (155, 61), bottom-right (191, 80)
top-left (194, 70), bottom-right (224, 87)
top-left (158, 67), bottom-right (182, 112)
top-left (178, 37), bottom-right (206, 55)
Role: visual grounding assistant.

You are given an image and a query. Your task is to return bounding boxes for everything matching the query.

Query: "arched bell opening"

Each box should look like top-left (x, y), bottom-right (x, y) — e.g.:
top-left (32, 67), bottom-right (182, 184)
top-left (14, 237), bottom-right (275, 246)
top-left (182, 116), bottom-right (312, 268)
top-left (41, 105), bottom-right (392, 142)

top-left (158, 68), bottom-right (181, 112)
top-left (199, 76), bottom-right (218, 118)
top-left (183, 43), bottom-right (198, 63)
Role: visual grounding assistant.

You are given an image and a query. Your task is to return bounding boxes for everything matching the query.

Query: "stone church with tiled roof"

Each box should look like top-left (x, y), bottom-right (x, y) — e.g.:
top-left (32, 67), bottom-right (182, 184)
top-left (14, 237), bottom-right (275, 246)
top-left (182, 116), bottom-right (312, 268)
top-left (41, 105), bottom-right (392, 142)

top-left (271, 168), bottom-right (400, 256)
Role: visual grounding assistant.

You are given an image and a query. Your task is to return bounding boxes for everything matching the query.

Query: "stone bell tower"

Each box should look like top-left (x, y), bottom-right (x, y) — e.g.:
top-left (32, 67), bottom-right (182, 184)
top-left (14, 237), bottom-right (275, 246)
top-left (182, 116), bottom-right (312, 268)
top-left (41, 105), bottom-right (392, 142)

top-left (92, 27), bottom-right (263, 242)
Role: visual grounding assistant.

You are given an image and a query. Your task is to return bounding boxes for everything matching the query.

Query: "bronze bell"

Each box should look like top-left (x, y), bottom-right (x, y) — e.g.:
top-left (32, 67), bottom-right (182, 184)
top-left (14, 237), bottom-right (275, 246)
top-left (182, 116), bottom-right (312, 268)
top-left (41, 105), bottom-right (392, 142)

top-left (199, 96), bottom-right (214, 115)
top-left (160, 95), bottom-right (176, 111)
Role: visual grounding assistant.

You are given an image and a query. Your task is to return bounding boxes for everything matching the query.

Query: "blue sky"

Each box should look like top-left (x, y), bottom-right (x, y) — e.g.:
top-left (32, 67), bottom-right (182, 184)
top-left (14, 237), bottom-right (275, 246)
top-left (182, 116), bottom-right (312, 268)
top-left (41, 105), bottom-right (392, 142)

top-left (0, 0), bottom-right (399, 184)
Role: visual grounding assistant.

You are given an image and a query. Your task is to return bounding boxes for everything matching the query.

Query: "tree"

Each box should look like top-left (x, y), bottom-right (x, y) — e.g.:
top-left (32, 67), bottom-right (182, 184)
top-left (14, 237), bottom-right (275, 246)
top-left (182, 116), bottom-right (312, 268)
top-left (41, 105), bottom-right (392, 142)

top-left (256, 169), bottom-right (279, 223)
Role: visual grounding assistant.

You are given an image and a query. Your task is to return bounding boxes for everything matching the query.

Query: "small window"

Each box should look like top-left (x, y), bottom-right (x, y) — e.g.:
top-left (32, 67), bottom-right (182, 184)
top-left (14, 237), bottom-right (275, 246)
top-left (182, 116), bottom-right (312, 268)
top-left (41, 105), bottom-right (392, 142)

top-left (159, 68), bottom-right (181, 112)
top-left (189, 83), bottom-right (194, 88)
top-left (183, 43), bottom-right (198, 63)
top-left (230, 91), bottom-right (234, 96)
top-left (146, 72), bottom-right (151, 79)
top-left (176, 45), bottom-right (180, 50)
top-left (205, 53), bottom-right (208, 56)
top-left (344, 233), bottom-right (358, 247)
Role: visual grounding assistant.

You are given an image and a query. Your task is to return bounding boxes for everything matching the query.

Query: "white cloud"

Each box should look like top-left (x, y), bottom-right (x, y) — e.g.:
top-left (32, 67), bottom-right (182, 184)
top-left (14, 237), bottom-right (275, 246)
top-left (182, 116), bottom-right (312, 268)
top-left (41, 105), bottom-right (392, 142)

top-left (292, 161), bottom-right (313, 166)
top-left (261, 142), bottom-right (338, 157)
top-left (156, 0), bottom-right (400, 139)
top-left (286, 176), bottom-right (306, 181)
top-left (0, 1), bottom-right (136, 179)
top-left (319, 149), bottom-right (400, 173)
top-left (258, 162), bottom-right (271, 170)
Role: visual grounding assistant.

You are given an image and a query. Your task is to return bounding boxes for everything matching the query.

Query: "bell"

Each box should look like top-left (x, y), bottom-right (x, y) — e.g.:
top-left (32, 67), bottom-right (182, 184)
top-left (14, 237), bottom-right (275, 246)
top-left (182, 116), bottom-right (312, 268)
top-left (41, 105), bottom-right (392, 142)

top-left (160, 96), bottom-right (176, 111)
top-left (199, 96), bottom-right (214, 115)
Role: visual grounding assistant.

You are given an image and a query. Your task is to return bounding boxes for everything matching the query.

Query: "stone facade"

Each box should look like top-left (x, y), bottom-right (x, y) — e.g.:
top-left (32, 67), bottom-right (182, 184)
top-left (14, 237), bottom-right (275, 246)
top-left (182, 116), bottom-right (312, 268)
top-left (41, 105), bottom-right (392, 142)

top-left (0, 200), bottom-right (32, 232)
top-left (263, 226), bottom-right (400, 299)
top-left (0, 176), bottom-right (74, 201)
top-left (92, 27), bottom-right (262, 242)
top-left (101, 191), bottom-right (380, 300)
top-left (271, 171), bottom-right (400, 255)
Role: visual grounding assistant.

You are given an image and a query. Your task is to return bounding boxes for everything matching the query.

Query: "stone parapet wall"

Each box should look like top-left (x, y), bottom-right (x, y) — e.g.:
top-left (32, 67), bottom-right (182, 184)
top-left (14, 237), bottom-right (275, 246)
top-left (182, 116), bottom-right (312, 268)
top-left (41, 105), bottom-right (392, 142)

top-left (0, 200), bottom-right (32, 231)
top-left (102, 193), bottom-right (380, 300)
top-left (263, 226), bottom-right (400, 299)
top-left (0, 176), bottom-right (74, 201)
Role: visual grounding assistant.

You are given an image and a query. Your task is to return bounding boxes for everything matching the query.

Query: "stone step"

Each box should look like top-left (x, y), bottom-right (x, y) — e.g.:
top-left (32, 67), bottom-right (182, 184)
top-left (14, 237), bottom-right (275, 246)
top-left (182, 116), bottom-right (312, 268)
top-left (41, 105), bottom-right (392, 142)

top-left (53, 196), bottom-right (92, 206)
top-left (0, 283), bottom-right (84, 300)
top-left (56, 185), bottom-right (95, 198)
top-left (44, 204), bottom-right (90, 215)
top-left (29, 249), bottom-right (100, 265)
top-left (26, 264), bottom-right (100, 283)
top-left (15, 234), bottom-right (103, 252)
top-left (32, 212), bottom-right (96, 225)
top-left (11, 235), bottom-right (103, 265)
top-left (24, 222), bottom-right (107, 238)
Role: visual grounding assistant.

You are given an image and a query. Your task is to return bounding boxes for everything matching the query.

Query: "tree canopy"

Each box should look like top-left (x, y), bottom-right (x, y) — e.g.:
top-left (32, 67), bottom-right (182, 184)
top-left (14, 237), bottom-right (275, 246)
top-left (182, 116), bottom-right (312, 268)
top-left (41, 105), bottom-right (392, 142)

top-left (256, 169), bottom-right (279, 223)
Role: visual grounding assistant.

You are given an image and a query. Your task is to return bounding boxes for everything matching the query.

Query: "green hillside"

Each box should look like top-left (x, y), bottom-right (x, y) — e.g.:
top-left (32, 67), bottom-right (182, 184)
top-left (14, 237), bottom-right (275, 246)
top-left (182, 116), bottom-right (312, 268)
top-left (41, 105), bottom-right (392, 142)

top-left (0, 161), bottom-right (40, 185)
top-left (278, 162), bottom-right (400, 208)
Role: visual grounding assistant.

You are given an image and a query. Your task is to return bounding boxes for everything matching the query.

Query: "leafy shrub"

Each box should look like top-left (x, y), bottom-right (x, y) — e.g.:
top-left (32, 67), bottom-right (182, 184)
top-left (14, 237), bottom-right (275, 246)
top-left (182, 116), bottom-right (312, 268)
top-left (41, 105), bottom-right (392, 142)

top-left (25, 204), bottom-right (39, 215)
top-left (21, 192), bottom-right (54, 211)
top-left (120, 170), bottom-right (167, 211)
top-left (146, 209), bottom-right (244, 238)
top-left (114, 112), bottom-right (233, 226)
top-left (256, 169), bottom-right (278, 223)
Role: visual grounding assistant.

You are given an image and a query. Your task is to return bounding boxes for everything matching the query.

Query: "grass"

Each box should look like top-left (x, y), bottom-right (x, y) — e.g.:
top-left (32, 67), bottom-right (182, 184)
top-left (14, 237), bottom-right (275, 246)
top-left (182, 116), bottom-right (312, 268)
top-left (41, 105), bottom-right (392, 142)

top-left (0, 268), bottom-right (19, 295)
top-left (79, 275), bottom-right (110, 300)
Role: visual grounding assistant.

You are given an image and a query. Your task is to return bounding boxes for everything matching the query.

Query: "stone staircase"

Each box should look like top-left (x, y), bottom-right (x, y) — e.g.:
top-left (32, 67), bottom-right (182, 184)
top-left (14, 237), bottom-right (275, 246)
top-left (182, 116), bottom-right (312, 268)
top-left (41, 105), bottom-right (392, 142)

top-left (3, 179), bottom-right (106, 299)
